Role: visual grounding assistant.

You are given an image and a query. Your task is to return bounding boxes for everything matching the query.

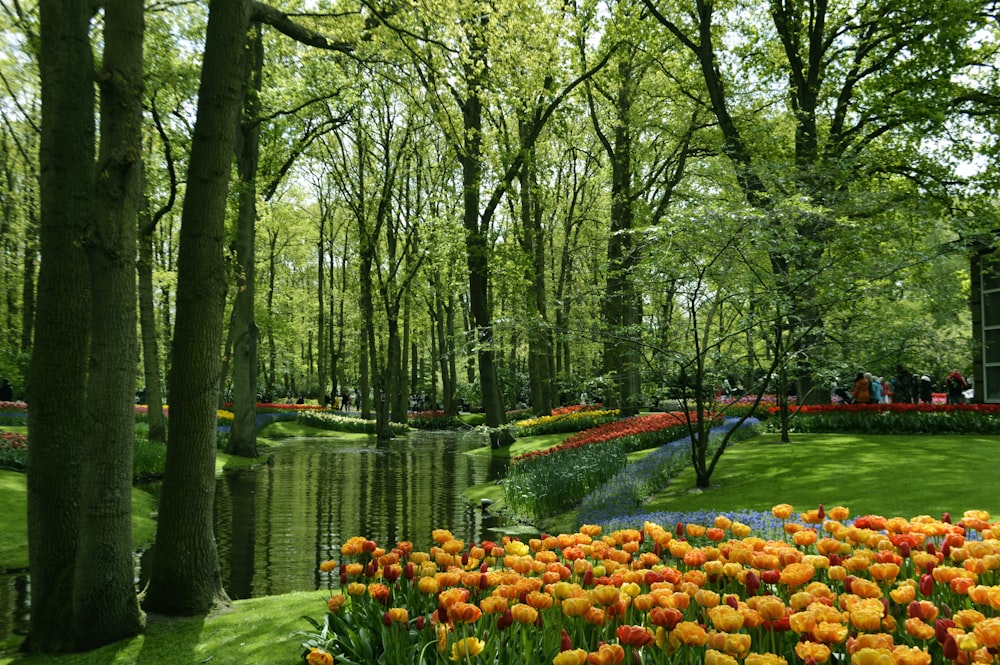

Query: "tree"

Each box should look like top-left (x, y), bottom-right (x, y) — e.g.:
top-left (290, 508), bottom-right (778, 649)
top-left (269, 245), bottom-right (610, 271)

top-left (26, 0), bottom-right (94, 650)
top-left (641, 0), bottom-right (992, 402)
top-left (72, 0), bottom-right (146, 646)
top-left (143, 0), bottom-right (251, 615)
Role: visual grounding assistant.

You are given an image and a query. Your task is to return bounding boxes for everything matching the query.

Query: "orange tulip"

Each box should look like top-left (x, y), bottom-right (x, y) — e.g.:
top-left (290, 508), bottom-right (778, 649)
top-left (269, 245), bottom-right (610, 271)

top-left (812, 621), bottom-right (849, 644)
top-left (705, 649), bottom-right (739, 665)
top-left (672, 621), bottom-right (709, 647)
top-left (973, 617), bottom-right (1000, 648)
top-left (849, 647), bottom-right (894, 665)
top-left (695, 588), bottom-right (721, 608)
top-left (707, 605), bottom-right (745, 632)
top-left (904, 617), bottom-right (935, 641)
top-left (553, 649), bottom-right (588, 665)
top-left (772, 504), bottom-right (794, 519)
top-left (448, 602), bottom-right (482, 624)
top-left (306, 648), bottom-right (334, 665)
top-left (587, 642), bottom-right (624, 665)
top-left (510, 604), bottom-right (538, 624)
top-left (795, 641), bottom-right (831, 663)
top-left (526, 590), bottom-right (554, 610)
top-left (779, 563), bottom-right (815, 588)
top-left (450, 636), bottom-right (485, 661)
top-left (326, 594), bottom-right (348, 613)
top-left (617, 624), bottom-right (655, 648)
top-left (745, 653), bottom-right (788, 665)
top-left (561, 596), bottom-right (592, 618)
top-left (890, 646), bottom-right (932, 665)
top-left (479, 595), bottom-right (507, 615)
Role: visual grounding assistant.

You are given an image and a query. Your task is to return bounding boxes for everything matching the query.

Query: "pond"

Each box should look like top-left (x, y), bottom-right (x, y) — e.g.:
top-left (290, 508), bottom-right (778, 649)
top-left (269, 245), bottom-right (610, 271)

top-left (0, 429), bottom-right (523, 644)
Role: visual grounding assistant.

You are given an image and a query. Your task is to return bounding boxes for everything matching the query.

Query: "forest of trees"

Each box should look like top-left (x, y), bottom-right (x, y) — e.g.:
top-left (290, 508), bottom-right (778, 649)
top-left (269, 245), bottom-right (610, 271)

top-left (2, 0), bottom-right (1000, 654)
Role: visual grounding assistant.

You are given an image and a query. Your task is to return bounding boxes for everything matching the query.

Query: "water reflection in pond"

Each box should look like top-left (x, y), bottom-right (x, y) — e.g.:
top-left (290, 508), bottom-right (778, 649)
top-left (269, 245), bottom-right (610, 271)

top-left (0, 429), bottom-right (520, 644)
top-left (212, 429), bottom-right (515, 599)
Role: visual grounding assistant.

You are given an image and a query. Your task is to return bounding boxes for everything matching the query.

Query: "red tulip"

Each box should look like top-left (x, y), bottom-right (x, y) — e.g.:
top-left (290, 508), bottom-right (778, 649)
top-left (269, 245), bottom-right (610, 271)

top-left (935, 619), bottom-right (956, 644)
top-left (561, 628), bottom-right (573, 651)
top-left (817, 504), bottom-right (825, 520)
top-left (745, 571), bottom-right (760, 596)
top-left (920, 573), bottom-right (934, 597)
top-left (942, 512), bottom-right (951, 524)
top-left (943, 633), bottom-right (958, 660)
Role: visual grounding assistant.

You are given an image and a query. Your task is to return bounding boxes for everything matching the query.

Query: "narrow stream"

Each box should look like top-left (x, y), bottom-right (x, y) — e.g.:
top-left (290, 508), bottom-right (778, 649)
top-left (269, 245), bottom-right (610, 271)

top-left (0, 429), bottom-right (519, 643)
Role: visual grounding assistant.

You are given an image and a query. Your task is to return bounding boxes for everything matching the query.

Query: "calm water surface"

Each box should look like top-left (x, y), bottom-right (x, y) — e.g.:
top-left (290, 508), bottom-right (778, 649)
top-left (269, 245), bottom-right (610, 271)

top-left (0, 429), bottom-right (518, 643)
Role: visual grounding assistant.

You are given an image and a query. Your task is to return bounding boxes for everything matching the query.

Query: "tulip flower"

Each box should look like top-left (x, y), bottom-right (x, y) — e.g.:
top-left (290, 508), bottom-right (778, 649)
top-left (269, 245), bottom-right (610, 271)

top-left (306, 648), bottom-right (334, 665)
top-left (450, 636), bottom-right (485, 662)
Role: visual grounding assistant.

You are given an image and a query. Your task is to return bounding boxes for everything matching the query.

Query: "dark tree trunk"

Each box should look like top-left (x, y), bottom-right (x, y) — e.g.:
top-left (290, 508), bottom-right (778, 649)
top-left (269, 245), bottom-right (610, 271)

top-left (73, 0), bottom-right (146, 646)
top-left (600, 59), bottom-right (642, 416)
top-left (517, 118), bottom-right (555, 415)
top-left (27, 0), bottom-right (94, 651)
top-left (226, 20), bottom-right (263, 458)
top-left (144, 0), bottom-right (249, 615)
top-left (460, 54), bottom-right (511, 447)
top-left (138, 203), bottom-right (167, 442)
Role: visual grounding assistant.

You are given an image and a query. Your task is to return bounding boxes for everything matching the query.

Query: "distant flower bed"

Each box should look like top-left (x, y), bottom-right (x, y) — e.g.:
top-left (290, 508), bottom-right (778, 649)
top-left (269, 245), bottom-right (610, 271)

top-left (299, 506), bottom-right (1000, 665)
top-left (0, 431), bottom-right (27, 470)
top-left (222, 402), bottom-right (327, 412)
top-left (503, 412), bottom-right (703, 520)
top-left (770, 402), bottom-right (1000, 434)
top-left (514, 408), bottom-right (620, 437)
top-left (298, 411), bottom-right (409, 436)
top-left (514, 412), bottom-right (698, 464)
top-left (0, 400), bottom-right (28, 426)
top-left (551, 403), bottom-right (605, 416)
top-left (408, 410), bottom-right (464, 430)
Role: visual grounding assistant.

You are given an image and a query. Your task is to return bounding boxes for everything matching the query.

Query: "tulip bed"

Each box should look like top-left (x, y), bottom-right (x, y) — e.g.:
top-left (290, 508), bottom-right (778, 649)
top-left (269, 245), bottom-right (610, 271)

top-left (410, 410), bottom-right (466, 429)
top-left (299, 507), bottom-right (1000, 665)
top-left (770, 403), bottom-right (1000, 435)
top-left (502, 412), bottom-right (704, 520)
top-left (514, 407), bottom-right (621, 437)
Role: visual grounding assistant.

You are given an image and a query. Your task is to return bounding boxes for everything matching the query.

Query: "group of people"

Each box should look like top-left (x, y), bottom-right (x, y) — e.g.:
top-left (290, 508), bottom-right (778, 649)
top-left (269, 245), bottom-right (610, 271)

top-left (840, 366), bottom-right (969, 405)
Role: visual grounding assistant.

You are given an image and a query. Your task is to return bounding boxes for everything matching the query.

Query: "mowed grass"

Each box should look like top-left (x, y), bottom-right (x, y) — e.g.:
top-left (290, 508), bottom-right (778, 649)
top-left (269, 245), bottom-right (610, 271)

top-left (0, 592), bottom-right (322, 665)
top-left (646, 432), bottom-right (1000, 518)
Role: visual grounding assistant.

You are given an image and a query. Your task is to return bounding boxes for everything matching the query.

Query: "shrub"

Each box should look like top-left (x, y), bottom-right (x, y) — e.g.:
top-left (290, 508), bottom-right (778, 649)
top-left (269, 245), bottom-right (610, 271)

top-left (298, 411), bottom-right (409, 435)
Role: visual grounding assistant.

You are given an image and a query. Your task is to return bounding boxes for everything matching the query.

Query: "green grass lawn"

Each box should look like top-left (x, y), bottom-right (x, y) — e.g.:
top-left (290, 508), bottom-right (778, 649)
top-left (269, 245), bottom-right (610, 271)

top-left (644, 432), bottom-right (1000, 518)
top-left (0, 592), bottom-right (321, 665)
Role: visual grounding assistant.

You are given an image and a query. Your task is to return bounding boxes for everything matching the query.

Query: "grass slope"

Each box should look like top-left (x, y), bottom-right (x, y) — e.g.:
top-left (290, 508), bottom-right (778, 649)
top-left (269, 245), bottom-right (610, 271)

top-left (0, 592), bottom-right (321, 665)
top-left (0, 470), bottom-right (156, 573)
top-left (645, 432), bottom-right (1000, 518)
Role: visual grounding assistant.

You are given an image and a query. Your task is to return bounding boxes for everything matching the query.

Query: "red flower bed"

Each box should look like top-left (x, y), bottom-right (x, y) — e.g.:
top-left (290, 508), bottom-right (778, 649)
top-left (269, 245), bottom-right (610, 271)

top-left (513, 411), bottom-right (697, 464)
top-left (769, 402), bottom-right (1000, 415)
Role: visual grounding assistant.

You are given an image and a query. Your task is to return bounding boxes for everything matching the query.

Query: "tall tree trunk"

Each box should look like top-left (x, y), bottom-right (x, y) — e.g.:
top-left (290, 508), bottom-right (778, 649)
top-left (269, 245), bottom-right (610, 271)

top-left (517, 118), bottom-right (554, 415)
top-left (19, 212), bottom-right (36, 353)
top-left (27, 0), bottom-right (94, 651)
top-left (226, 21), bottom-right (263, 458)
top-left (138, 199), bottom-right (167, 442)
top-left (317, 212), bottom-right (327, 404)
top-left (144, 0), bottom-right (249, 615)
top-left (73, 0), bottom-right (145, 646)
top-left (600, 60), bottom-right (642, 416)
top-left (460, 57), bottom-right (510, 447)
